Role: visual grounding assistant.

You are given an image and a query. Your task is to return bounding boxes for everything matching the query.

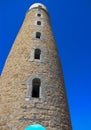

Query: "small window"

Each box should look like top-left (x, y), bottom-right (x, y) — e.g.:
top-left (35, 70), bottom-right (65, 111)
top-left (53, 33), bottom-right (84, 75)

top-left (37, 13), bottom-right (41, 17)
top-left (26, 75), bottom-right (46, 101)
top-left (36, 32), bottom-right (41, 39)
top-left (32, 78), bottom-right (41, 98)
top-left (37, 21), bottom-right (41, 25)
top-left (34, 49), bottom-right (41, 60)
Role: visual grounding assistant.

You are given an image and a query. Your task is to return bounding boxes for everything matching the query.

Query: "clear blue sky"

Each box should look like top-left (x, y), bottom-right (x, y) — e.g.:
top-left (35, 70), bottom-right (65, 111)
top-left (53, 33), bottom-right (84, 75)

top-left (0, 0), bottom-right (91, 130)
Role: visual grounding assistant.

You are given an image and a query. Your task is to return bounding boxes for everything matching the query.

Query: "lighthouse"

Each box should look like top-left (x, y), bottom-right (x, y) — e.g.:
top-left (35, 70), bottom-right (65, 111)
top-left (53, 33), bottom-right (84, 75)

top-left (0, 3), bottom-right (72, 130)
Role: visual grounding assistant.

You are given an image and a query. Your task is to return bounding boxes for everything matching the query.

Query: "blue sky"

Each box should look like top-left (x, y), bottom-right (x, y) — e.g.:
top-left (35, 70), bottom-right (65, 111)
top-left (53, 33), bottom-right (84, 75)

top-left (0, 0), bottom-right (91, 130)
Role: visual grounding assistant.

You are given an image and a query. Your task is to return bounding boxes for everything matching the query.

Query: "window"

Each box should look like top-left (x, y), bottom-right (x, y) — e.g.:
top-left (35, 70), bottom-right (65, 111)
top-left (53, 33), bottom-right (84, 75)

top-left (35, 20), bottom-right (43, 26)
top-left (37, 21), bottom-right (41, 25)
top-left (34, 49), bottom-right (41, 60)
top-left (32, 78), bottom-right (41, 98)
top-left (37, 13), bottom-right (41, 17)
top-left (29, 46), bottom-right (45, 63)
top-left (26, 75), bottom-right (46, 101)
top-left (36, 32), bottom-right (41, 39)
top-left (35, 12), bottom-right (43, 18)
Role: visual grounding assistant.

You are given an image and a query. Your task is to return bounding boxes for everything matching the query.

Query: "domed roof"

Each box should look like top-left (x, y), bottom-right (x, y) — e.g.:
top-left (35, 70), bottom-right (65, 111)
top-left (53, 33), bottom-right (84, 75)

top-left (29, 3), bottom-right (48, 12)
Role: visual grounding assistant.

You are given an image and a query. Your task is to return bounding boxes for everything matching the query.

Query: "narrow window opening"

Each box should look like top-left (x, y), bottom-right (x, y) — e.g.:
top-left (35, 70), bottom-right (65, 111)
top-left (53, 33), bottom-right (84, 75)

top-left (36, 32), bottom-right (41, 39)
top-left (37, 21), bottom-right (41, 25)
top-left (34, 49), bottom-right (41, 60)
top-left (32, 78), bottom-right (41, 98)
top-left (37, 13), bottom-right (41, 17)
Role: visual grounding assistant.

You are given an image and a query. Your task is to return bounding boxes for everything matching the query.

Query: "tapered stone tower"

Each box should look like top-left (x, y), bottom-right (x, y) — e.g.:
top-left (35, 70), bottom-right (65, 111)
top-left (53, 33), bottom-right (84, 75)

top-left (0, 3), bottom-right (72, 130)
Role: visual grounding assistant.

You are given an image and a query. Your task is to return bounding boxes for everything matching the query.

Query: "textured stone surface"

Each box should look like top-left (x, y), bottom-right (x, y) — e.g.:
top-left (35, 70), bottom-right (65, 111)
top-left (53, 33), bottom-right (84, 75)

top-left (0, 5), bottom-right (72, 130)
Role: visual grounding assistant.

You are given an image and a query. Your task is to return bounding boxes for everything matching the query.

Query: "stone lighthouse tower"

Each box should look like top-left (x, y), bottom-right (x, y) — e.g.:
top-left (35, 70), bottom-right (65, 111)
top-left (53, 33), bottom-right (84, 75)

top-left (0, 3), bottom-right (72, 130)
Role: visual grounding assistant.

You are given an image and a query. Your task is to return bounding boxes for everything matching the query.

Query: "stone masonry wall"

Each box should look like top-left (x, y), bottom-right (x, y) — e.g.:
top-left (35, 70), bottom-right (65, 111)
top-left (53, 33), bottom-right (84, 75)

top-left (0, 7), bottom-right (72, 130)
